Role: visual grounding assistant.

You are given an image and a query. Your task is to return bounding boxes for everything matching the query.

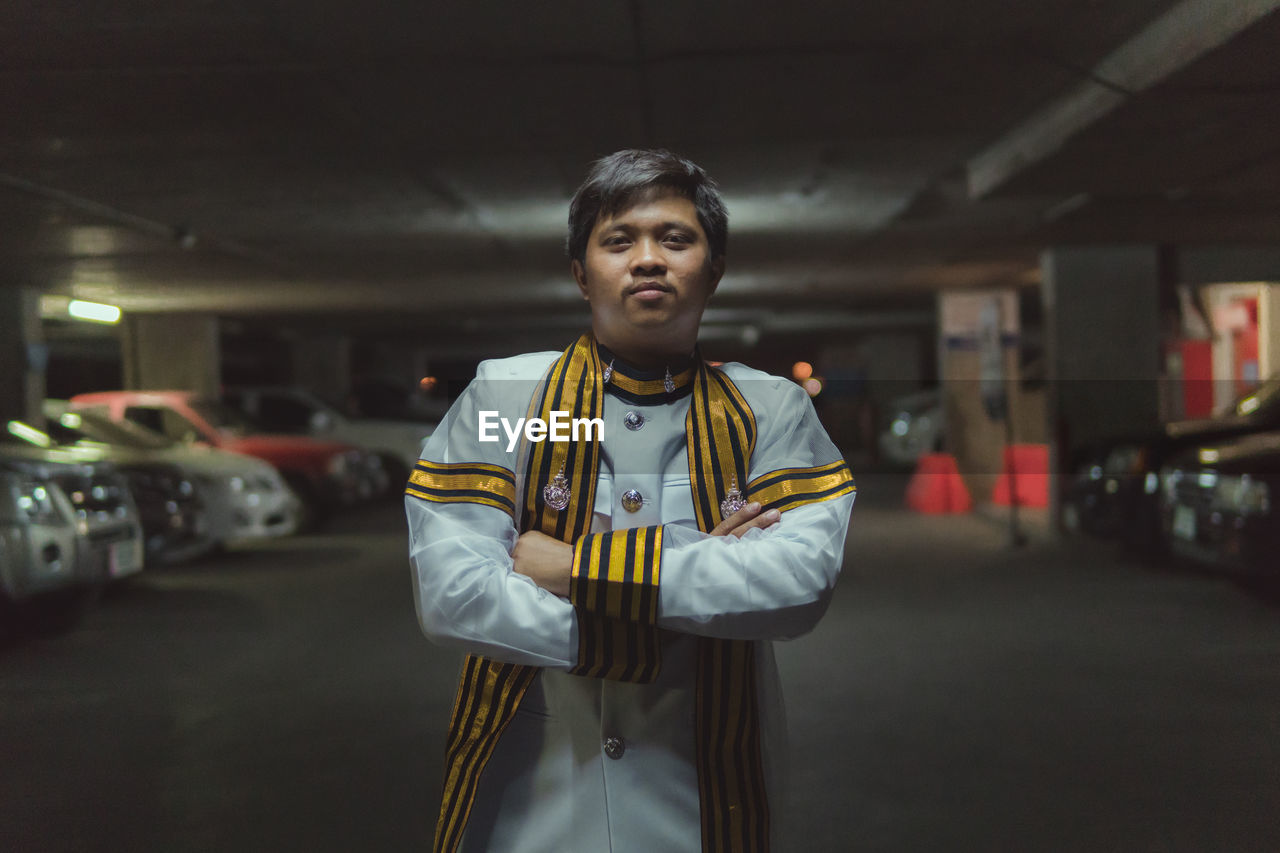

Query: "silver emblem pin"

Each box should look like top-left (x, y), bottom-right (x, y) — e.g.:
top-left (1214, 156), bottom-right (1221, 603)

top-left (543, 464), bottom-right (571, 511)
top-left (663, 366), bottom-right (675, 394)
top-left (602, 359), bottom-right (614, 385)
top-left (720, 477), bottom-right (746, 517)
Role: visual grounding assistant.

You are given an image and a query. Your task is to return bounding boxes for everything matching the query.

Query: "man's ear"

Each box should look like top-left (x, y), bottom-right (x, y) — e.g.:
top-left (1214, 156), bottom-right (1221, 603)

top-left (571, 259), bottom-right (589, 300)
top-left (707, 256), bottom-right (726, 298)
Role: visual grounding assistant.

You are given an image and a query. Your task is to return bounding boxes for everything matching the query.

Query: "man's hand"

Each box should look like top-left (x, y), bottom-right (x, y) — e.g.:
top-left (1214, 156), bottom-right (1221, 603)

top-left (710, 501), bottom-right (781, 538)
top-left (512, 530), bottom-right (573, 597)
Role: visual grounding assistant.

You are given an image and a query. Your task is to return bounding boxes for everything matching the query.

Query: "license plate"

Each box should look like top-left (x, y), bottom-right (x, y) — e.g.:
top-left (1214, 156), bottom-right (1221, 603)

top-left (1172, 505), bottom-right (1197, 541)
top-left (109, 539), bottom-right (142, 577)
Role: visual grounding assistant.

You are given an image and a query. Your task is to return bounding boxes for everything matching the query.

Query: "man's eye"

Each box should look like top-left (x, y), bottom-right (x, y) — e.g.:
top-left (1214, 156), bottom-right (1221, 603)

top-left (664, 233), bottom-right (691, 246)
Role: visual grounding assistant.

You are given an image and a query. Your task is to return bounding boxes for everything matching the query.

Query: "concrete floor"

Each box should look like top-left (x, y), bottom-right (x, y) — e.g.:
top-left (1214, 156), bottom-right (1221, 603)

top-left (2, 476), bottom-right (1278, 852)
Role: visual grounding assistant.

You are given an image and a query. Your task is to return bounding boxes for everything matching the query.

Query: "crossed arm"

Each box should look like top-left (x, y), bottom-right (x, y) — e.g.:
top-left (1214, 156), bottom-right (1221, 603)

top-left (407, 487), bottom-right (853, 669)
top-left (510, 501), bottom-right (782, 596)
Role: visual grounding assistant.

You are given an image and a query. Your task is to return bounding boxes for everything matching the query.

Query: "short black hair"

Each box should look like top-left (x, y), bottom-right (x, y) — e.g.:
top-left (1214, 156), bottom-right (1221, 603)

top-left (566, 149), bottom-right (728, 264)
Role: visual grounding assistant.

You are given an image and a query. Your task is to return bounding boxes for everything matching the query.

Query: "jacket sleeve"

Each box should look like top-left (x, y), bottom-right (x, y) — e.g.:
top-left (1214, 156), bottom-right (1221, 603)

top-left (405, 360), bottom-right (577, 668)
top-left (655, 377), bottom-right (855, 640)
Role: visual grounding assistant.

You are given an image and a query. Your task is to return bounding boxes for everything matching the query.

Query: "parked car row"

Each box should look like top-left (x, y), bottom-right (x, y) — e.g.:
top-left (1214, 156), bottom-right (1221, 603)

top-left (70, 389), bottom-right (430, 524)
top-left (1063, 376), bottom-right (1280, 580)
top-left (2, 386), bottom-right (435, 626)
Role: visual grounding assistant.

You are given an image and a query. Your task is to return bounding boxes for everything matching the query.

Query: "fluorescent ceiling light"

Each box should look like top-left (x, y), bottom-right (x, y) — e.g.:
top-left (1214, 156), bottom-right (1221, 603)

top-left (7, 420), bottom-right (52, 447)
top-left (67, 299), bottom-right (121, 324)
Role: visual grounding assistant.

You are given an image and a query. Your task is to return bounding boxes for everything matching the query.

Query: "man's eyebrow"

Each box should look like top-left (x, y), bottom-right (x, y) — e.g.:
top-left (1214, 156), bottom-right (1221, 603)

top-left (598, 220), bottom-right (697, 233)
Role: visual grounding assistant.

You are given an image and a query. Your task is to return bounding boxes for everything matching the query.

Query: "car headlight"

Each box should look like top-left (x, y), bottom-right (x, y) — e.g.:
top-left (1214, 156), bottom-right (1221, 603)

top-left (890, 416), bottom-right (910, 437)
top-left (1105, 445), bottom-right (1148, 475)
top-left (9, 477), bottom-right (62, 524)
top-left (326, 453), bottom-right (352, 477)
top-left (253, 474), bottom-right (279, 492)
top-left (1214, 475), bottom-right (1270, 515)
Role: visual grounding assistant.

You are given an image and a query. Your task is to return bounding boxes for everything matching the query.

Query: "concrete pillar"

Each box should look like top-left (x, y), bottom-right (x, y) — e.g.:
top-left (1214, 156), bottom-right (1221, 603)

top-left (0, 288), bottom-right (46, 427)
top-left (1041, 246), bottom-right (1164, 477)
top-left (122, 314), bottom-right (221, 396)
top-left (1262, 284), bottom-right (1280, 381)
top-left (938, 290), bottom-right (1037, 500)
top-left (291, 334), bottom-right (351, 401)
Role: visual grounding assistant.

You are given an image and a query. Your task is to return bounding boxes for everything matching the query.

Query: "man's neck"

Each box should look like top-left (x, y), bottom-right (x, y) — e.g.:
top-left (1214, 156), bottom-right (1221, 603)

top-left (595, 338), bottom-right (695, 372)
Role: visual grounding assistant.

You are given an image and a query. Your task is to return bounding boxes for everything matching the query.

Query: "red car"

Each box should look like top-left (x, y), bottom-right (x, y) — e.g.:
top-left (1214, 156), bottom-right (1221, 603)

top-left (70, 391), bottom-right (386, 524)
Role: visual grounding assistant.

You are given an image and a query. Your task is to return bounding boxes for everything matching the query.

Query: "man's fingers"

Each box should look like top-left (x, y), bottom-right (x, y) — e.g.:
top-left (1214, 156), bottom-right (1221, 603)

top-left (710, 503), bottom-right (782, 537)
top-left (710, 502), bottom-right (762, 536)
top-left (729, 508), bottom-right (780, 538)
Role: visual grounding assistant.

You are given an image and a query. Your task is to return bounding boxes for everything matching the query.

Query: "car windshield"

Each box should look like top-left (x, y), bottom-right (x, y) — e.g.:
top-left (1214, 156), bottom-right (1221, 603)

top-left (51, 410), bottom-right (175, 450)
top-left (189, 400), bottom-right (255, 435)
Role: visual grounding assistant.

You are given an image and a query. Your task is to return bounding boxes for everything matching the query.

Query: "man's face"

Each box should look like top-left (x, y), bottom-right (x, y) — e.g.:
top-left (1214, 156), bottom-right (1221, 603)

top-left (572, 190), bottom-right (724, 365)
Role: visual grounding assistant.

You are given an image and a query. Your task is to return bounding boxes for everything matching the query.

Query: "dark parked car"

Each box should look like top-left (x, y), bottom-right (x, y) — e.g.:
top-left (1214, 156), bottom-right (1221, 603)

top-left (1159, 431), bottom-right (1279, 579)
top-left (1062, 376), bottom-right (1280, 555)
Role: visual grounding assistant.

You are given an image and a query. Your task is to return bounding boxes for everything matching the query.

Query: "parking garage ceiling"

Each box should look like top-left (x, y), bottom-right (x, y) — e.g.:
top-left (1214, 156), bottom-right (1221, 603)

top-left (2, 0), bottom-right (1279, 339)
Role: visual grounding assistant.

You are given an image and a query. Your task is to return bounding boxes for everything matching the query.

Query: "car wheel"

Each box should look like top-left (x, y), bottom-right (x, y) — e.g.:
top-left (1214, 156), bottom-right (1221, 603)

top-left (30, 583), bottom-right (104, 635)
top-left (378, 455), bottom-right (410, 502)
top-left (282, 473), bottom-right (329, 533)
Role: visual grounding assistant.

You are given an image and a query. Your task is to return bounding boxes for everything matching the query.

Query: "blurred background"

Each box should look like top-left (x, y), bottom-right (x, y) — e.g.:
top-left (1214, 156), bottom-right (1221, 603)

top-left (2, 2), bottom-right (1279, 851)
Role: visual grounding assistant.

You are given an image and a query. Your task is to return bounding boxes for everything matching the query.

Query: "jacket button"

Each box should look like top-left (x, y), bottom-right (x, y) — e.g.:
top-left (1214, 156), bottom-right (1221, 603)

top-left (603, 736), bottom-right (626, 760)
top-left (621, 489), bottom-right (643, 513)
top-left (624, 411), bottom-right (645, 431)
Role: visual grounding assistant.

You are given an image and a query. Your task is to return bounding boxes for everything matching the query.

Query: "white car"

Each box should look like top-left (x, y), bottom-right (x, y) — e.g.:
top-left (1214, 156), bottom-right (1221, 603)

top-left (44, 403), bottom-right (301, 560)
top-left (223, 387), bottom-right (435, 481)
top-left (0, 467), bottom-right (83, 604)
top-left (1, 439), bottom-right (145, 590)
top-left (878, 389), bottom-right (944, 468)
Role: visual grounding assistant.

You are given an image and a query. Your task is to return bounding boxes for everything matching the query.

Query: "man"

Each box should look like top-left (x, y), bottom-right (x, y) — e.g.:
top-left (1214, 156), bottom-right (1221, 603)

top-left (406, 149), bottom-right (855, 852)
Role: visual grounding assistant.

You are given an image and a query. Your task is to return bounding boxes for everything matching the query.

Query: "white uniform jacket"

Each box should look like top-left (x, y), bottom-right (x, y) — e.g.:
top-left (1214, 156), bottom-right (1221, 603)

top-left (407, 349), bottom-right (855, 853)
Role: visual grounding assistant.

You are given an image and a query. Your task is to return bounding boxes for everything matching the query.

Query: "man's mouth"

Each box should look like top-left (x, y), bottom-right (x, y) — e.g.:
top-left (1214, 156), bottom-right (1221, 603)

top-left (627, 281), bottom-right (672, 297)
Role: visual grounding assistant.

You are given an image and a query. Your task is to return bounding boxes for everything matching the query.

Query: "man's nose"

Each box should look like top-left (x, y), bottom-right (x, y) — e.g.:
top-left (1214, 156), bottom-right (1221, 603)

top-left (630, 238), bottom-right (666, 274)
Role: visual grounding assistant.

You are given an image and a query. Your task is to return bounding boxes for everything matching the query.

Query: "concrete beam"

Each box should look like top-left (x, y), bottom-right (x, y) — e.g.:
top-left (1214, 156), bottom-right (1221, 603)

top-left (967, 0), bottom-right (1280, 198)
top-left (1178, 246), bottom-right (1280, 284)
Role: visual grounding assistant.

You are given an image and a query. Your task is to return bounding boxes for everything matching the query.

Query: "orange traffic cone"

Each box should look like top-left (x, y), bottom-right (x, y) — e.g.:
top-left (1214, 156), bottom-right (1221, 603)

top-left (905, 453), bottom-right (972, 513)
top-left (991, 444), bottom-right (1049, 508)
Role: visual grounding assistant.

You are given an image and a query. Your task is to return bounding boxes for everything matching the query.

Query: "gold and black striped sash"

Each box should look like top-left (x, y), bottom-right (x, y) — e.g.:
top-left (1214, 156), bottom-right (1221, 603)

top-left (569, 525), bottom-right (663, 682)
top-left (432, 657), bottom-right (538, 853)
top-left (434, 336), bottom-right (602, 853)
top-left (686, 360), bottom-right (771, 852)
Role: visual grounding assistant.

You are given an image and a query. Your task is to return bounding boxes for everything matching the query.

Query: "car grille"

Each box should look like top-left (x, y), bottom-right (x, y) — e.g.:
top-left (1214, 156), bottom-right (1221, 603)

top-left (1172, 475), bottom-right (1213, 511)
top-left (50, 470), bottom-right (133, 516)
top-left (88, 523), bottom-right (138, 546)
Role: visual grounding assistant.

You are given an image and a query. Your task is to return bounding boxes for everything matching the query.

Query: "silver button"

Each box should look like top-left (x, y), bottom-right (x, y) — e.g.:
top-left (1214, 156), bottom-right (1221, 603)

top-left (603, 736), bottom-right (625, 760)
top-left (621, 489), bottom-right (643, 513)
top-left (624, 411), bottom-right (645, 431)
